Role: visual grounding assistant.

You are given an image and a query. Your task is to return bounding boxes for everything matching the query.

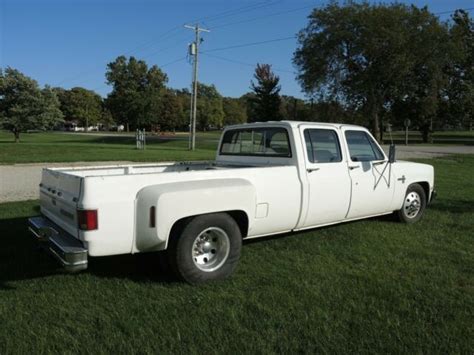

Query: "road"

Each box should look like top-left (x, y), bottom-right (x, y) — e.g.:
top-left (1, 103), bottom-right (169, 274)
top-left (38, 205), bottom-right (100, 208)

top-left (1, 145), bottom-right (472, 203)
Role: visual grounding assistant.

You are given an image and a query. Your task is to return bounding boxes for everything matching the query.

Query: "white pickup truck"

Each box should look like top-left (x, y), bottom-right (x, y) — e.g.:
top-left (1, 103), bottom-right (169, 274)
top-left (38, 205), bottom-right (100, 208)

top-left (29, 121), bottom-right (436, 283)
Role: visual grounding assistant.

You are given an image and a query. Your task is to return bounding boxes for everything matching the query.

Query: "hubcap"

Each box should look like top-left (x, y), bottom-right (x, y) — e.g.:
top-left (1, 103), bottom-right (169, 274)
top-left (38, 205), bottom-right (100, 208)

top-left (404, 191), bottom-right (421, 218)
top-left (192, 227), bottom-right (230, 272)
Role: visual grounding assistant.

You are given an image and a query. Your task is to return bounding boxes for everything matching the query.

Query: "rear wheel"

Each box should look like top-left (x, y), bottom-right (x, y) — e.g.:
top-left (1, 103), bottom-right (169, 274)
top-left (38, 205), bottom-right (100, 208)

top-left (168, 213), bottom-right (242, 284)
top-left (397, 183), bottom-right (426, 223)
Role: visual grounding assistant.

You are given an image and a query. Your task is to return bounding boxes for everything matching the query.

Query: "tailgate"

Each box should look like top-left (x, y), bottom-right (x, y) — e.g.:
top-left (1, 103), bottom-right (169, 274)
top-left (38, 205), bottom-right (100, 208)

top-left (40, 168), bottom-right (82, 238)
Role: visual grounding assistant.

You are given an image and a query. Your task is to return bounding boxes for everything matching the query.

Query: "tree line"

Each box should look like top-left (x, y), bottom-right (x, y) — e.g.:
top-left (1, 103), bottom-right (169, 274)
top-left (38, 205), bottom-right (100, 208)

top-left (1, 3), bottom-right (472, 142)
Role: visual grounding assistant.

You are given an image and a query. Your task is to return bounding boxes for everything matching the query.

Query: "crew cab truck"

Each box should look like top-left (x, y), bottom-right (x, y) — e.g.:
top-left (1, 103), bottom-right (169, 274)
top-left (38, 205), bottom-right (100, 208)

top-left (29, 121), bottom-right (435, 283)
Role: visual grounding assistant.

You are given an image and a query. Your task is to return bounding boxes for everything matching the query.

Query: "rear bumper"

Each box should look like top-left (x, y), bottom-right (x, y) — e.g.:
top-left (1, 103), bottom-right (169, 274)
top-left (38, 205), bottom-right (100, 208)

top-left (28, 216), bottom-right (88, 272)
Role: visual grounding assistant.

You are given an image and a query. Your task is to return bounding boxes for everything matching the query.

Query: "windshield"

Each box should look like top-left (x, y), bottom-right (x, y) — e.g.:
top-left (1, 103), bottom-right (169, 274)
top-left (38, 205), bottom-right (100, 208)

top-left (220, 127), bottom-right (292, 157)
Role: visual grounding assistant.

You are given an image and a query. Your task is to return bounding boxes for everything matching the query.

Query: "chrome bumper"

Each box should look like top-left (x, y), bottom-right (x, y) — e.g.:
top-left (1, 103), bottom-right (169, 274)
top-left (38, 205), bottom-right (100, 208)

top-left (28, 216), bottom-right (88, 272)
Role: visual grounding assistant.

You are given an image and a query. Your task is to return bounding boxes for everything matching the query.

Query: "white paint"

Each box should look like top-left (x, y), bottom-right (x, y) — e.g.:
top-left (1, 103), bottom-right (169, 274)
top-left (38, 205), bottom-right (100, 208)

top-left (36, 121), bottom-right (435, 258)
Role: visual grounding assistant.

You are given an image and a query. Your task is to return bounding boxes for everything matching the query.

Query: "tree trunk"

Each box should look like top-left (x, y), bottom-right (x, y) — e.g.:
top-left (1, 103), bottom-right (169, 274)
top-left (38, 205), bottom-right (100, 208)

top-left (372, 110), bottom-right (381, 143)
top-left (13, 129), bottom-right (20, 143)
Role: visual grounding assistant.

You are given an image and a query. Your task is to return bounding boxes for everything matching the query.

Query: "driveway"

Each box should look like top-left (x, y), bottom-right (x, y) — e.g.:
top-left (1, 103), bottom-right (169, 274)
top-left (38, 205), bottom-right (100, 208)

top-left (382, 145), bottom-right (474, 159)
top-left (1, 145), bottom-right (473, 203)
top-left (0, 161), bottom-right (129, 203)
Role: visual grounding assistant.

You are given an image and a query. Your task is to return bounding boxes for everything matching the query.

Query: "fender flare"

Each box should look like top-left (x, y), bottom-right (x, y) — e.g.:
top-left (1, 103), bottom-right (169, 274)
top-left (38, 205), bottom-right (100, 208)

top-left (134, 178), bottom-right (256, 252)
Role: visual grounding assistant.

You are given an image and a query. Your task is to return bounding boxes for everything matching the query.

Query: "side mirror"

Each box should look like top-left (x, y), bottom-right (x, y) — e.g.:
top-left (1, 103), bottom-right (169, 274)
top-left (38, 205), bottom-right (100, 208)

top-left (388, 144), bottom-right (396, 163)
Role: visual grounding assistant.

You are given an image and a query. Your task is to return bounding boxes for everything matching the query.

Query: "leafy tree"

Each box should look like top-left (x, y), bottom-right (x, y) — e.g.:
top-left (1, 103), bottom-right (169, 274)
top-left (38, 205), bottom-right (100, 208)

top-left (294, 3), bottom-right (449, 141)
top-left (0, 67), bottom-right (63, 142)
top-left (105, 56), bottom-right (167, 131)
top-left (158, 89), bottom-right (184, 131)
top-left (222, 97), bottom-right (247, 125)
top-left (440, 10), bottom-right (474, 130)
top-left (250, 64), bottom-right (282, 122)
top-left (196, 83), bottom-right (224, 130)
top-left (57, 87), bottom-right (103, 130)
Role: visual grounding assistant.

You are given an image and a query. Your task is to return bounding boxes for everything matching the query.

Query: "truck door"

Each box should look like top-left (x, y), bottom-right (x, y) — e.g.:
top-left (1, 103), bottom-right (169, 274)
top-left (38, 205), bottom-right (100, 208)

top-left (342, 128), bottom-right (395, 218)
top-left (299, 125), bottom-right (351, 227)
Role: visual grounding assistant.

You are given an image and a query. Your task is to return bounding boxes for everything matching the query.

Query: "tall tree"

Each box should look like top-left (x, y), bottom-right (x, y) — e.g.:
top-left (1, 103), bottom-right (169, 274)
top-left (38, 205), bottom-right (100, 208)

top-left (158, 89), bottom-right (184, 131)
top-left (441, 10), bottom-right (474, 130)
top-left (223, 97), bottom-right (247, 125)
top-left (0, 67), bottom-right (63, 142)
top-left (105, 56), bottom-right (168, 131)
top-left (196, 83), bottom-right (224, 130)
top-left (57, 87), bottom-right (103, 130)
top-left (294, 3), bottom-right (449, 141)
top-left (250, 64), bottom-right (282, 122)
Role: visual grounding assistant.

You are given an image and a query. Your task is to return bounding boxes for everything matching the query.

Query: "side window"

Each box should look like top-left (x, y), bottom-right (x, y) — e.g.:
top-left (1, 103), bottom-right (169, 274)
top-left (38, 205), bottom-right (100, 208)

top-left (345, 130), bottom-right (385, 162)
top-left (304, 129), bottom-right (342, 163)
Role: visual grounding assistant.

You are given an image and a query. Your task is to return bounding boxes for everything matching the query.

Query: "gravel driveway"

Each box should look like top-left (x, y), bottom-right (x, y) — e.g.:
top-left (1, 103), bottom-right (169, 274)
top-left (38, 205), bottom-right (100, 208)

top-left (1, 145), bottom-right (473, 203)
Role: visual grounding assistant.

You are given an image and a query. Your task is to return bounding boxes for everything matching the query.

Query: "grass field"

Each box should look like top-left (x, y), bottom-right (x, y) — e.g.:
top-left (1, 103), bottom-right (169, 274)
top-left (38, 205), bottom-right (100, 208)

top-left (0, 131), bottom-right (219, 164)
top-left (0, 155), bottom-right (473, 353)
top-left (1, 129), bottom-right (473, 164)
top-left (383, 130), bottom-right (474, 144)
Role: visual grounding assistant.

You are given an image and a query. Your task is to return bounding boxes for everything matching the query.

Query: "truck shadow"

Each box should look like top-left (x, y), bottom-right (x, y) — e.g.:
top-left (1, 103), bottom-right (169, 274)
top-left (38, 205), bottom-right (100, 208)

top-left (0, 216), bottom-right (176, 290)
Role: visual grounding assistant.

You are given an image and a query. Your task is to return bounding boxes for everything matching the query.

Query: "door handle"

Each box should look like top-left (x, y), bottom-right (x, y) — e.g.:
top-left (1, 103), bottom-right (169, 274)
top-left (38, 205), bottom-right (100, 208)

top-left (348, 165), bottom-right (360, 170)
top-left (306, 168), bottom-right (320, 173)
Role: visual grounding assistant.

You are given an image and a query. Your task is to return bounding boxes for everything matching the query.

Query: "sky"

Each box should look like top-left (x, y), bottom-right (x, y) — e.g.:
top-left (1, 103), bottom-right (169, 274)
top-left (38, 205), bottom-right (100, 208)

top-left (1, 0), bottom-right (473, 99)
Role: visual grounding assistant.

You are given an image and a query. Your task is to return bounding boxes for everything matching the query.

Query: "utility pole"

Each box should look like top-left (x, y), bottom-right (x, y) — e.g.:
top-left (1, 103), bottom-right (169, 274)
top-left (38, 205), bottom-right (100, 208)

top-left (185, 23), bottom-right (210, 150)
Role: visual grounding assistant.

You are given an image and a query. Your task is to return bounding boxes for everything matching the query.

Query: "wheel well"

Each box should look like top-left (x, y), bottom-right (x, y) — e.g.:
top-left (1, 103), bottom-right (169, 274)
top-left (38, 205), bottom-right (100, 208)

top-left (413, 181), bottom-right (430, 199)
top-left (168, 210), bottom-right (249, 243)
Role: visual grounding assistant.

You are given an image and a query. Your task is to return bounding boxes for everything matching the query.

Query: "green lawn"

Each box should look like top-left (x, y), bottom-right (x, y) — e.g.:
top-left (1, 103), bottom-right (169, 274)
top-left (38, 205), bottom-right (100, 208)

top-left (0, 155), bottom-right (473, 353)
top-left (383, 130), bottom-right (474, 144)
top-left (0, 130), bottom-right (219, 164)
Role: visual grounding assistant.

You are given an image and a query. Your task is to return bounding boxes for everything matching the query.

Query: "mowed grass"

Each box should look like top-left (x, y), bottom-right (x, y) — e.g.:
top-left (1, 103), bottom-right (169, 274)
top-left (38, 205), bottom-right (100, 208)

top-left (383, 130), bottom-right (474, 145)
top-left (0, 130), bottom-right (220, 164)
top-left (0, 155), bottom-right (473, 353)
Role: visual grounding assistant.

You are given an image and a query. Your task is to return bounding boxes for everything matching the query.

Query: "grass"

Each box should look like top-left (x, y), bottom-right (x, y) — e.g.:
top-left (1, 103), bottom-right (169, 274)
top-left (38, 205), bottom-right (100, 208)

top-left (0, 130), bottom-right (220, 164)
top-left (383, 130), bottom-right (474, 145)
top-left (0, 155), bottom-right (473, 353)
top-left (1, 129), bottom-right (472, 165)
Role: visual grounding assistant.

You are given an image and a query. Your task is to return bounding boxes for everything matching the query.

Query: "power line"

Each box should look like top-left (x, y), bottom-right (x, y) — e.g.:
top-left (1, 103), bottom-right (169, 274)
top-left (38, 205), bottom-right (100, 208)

top-left (54, 1), bottom-right (281, 87)
top-left (203, 36), bottom-right (296, 53)
top-left (202, 52), bottom-right (295, 74)
top-left (434, 7), bottom-right (474, 15)
top-left (210, 4), bottom-right (316, 29)
top-left (197, 0), bottom-right (281, 24)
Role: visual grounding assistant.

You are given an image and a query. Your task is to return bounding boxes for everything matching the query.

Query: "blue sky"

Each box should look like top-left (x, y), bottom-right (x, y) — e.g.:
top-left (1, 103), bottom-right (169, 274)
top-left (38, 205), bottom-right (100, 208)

top-left (1, 0), bottom-right (472, 99)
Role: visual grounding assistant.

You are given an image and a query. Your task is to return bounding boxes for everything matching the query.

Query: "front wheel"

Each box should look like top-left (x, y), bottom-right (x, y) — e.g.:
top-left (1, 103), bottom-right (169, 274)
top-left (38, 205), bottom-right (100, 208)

top-left (396, 183), bottom-right (426, 223)
top-left (168, 213), bottom-right (242, 284)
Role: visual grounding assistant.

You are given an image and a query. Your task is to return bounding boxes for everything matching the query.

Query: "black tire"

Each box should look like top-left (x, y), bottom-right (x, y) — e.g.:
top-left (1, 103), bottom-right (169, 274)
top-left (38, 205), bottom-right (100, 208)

top-left (397, 183), bottom-right (427, 224)
top-left (167, 213), bottom-right (242, 284)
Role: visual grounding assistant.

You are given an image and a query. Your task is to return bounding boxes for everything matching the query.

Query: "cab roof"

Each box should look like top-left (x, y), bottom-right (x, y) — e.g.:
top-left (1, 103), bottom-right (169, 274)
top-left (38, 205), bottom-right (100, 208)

top-left (224, 120), bottom-right (366, 131)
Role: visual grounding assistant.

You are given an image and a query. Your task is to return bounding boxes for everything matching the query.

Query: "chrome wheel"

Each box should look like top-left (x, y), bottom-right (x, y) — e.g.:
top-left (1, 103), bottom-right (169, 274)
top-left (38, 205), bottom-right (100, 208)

top-left (192, 227), bottom-right (230, 272)
top-left (403, 191), bottom-right (421, 218)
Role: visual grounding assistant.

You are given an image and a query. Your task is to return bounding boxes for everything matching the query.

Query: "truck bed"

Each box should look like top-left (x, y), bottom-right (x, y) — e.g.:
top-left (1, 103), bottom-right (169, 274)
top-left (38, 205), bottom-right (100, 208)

top-left (50, 161), bottom-right (250, 178)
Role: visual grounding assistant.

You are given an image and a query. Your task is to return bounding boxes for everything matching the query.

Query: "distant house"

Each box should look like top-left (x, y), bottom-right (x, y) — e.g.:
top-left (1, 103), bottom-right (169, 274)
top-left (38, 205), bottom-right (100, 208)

top-left (62, 121), bottom-right (85, 132)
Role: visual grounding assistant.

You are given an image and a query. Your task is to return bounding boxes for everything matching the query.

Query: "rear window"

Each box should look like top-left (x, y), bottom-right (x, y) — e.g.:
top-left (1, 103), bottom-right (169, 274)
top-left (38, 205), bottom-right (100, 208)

top-left (220, 127), bottom-right (291, 157)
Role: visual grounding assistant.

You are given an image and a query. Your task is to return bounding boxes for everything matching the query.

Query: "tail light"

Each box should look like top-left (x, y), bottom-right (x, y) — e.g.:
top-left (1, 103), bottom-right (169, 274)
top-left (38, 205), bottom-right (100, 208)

top-left (77, 209), bottom-right (98, 231)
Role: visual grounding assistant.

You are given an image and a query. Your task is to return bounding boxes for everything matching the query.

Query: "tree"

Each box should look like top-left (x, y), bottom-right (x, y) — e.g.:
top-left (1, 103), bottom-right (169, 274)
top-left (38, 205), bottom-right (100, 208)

top-left (196, 83), bottom-right (224, 130)
top-left (441, 10), bottom-right (474, 130)
top-left (249, 64), bottom-right (282, 122)
top-left (222, 98), bottom-right (247, 125)
top-left (0, 67), bottom-right (63, 142)
top-left (57, 87), bottom-right (103, 130)
top-left (105, 56), bottom-right (168, 131)
top-left (294, 3), bottom-right (449, 141)
top-left (158, 89), bottom-right (184, 131)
